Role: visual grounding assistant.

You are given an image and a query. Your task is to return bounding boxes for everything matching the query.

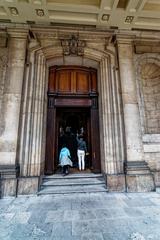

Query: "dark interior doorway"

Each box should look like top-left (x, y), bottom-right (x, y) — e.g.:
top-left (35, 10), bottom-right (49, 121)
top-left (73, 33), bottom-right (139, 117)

top-left (55, 108), bottom-right (91, 170)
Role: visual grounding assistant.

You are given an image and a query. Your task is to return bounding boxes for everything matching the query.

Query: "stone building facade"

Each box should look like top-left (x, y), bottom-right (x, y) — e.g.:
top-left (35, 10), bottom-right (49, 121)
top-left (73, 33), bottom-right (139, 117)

top-left (0, 26), bottom-right (160, 196)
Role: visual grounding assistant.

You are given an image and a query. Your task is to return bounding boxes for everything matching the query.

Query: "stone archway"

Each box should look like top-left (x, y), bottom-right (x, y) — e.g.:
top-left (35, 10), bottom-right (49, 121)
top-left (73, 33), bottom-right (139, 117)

top-left (17, 41), bottom-right (126, 193)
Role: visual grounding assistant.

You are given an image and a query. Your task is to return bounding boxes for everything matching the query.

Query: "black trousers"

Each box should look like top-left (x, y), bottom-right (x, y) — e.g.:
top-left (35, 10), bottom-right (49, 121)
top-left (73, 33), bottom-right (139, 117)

top-left (63, 165), bottom-right (69, 174)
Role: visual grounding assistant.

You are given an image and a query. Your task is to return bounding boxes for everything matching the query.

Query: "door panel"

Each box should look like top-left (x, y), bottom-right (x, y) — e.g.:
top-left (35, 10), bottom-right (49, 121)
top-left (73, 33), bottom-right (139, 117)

top-left (45, 66), bottom-right (101, 174)
top-left (48, 66), bottom-right (97, 95)
top-left (57, 70), bottom-right (72, 93)
top-left (76, 71), bottom-right (89, 93)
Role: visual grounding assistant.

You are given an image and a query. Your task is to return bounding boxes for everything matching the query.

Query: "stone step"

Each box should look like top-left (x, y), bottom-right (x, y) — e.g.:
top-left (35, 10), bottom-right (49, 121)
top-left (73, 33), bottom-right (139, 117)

top-left (38, 184), bottom-right (108, 195)
top-left (42, 177), bottom-right (105, 186)
top-left (43, 173), bottom-right (103, 180)
top-left (39, 173), bottom-right (107, 195)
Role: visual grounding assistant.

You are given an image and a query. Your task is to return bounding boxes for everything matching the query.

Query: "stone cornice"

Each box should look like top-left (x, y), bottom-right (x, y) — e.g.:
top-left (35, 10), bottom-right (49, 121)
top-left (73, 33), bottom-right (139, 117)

top-left (115, 34), bottom-right (136, 45)
top-left (7, 28), bottom-right (29, 39)
top-left (134, 40), bottom-right (160, 54)
top-left (32, 28), bottom-right (114, 44)
top-left (0, 23), bottom-right (159, 42)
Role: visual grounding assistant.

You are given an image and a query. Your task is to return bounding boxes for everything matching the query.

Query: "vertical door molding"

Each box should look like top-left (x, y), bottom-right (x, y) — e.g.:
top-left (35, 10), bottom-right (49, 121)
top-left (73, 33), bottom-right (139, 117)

top-left (90, 97), bottom-right (101, 172)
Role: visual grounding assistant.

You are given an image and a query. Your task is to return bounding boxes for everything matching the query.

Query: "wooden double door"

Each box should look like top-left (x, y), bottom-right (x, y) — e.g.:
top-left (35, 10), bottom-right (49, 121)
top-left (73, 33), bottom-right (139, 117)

top-left (45, 66), bottom-right (101, 174)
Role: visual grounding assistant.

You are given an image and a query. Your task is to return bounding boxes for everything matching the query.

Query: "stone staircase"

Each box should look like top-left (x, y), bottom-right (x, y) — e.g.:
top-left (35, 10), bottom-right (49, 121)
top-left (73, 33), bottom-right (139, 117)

top-left (38, 173), bottom-right (107, 195)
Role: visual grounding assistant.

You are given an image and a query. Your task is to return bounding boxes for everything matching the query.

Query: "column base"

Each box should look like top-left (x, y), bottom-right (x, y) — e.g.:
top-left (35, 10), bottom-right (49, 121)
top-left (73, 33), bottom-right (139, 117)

top-left (1, 178), bottom-right (17, 197)
top-left (0, 164), bottom-right (19, 197)
top-left (126, 174), bottom-right (155, 192)
top-left (125, 161), bottom-right (155, 192)
top-left (17, 177), bottom-right (39, 195)
top-left (106, 174), bottom-right (126, 192)
top-left (152, 170), bottom-right (160, 188)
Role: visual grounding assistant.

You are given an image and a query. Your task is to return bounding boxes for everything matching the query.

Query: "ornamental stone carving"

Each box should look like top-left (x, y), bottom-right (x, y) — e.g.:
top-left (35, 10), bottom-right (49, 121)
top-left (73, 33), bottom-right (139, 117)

top-left (140, 63), bottom-right (160, 80)
top-left (61, 35), bottom-right (86, 56)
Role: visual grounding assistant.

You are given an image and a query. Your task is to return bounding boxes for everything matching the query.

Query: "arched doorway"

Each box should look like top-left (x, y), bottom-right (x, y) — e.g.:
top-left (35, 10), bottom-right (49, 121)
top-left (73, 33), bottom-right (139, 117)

top-left (45, 65), bottom-right (101, 174)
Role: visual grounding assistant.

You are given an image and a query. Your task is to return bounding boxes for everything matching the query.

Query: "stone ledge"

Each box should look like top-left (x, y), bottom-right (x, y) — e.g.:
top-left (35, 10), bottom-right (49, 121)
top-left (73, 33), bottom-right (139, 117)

top-left (134, 41), bottom-right (160, 54)
top-left (0, 164), bottom-right (19, 178)
top-left (143, 134), bottom-right (160, 143)
top-left (125, 161), bottom-right (150, 175)
top-left (143, 144), bottom-right (160, 153)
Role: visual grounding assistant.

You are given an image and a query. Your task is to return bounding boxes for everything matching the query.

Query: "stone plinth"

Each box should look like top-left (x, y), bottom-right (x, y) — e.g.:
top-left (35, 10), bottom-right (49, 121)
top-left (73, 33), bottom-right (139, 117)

top-left (18, 177), bottom-right (39, 195)
top-left (106, 174), bottom-right (126, 192)
top-left (153, 171), bottom-right (160, 188)
top-left (1, 179), bottom-right (17, 197)
top-left (125, 161), bottom-right (155, 192)
top-left (0, 164), bottom-right (19, 197)
top-left (126, 174), bottom-right (155, 192)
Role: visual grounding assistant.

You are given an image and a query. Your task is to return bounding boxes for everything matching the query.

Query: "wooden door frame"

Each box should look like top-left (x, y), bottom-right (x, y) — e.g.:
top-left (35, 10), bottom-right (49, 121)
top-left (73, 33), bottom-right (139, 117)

top-left (45, 95), bottom-right (101, 174)
top-left (45, 65), bottom-right (100, 174)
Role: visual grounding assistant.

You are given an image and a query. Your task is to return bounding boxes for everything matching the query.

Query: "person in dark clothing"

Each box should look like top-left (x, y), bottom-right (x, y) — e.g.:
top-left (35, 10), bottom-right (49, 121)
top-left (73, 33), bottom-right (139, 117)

top-left (76, 134), bottom-right (87, 171)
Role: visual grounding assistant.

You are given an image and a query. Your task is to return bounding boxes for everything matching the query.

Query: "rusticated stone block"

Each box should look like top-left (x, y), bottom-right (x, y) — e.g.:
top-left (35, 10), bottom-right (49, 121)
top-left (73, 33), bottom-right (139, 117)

top-left (18, 177), bottom-right (39, 195)
top-left (126, 174), bottom-right (155, 192)
top-left (153, 171), bottom-right (160, 187)
top-left (106, 174), bottom-right (126, 192)
top-left (1, 179), bottom-right (17, 197)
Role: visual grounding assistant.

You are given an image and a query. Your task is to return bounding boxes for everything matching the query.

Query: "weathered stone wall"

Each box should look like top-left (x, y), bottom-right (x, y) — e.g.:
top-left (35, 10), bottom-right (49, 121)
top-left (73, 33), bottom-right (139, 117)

top-left (0, 30), bottom-right (27, 165)
top-left (141, 62), bottom-right (160, 134)
top-left (135, 54), bottom-right (160, 134)
top-left (0, 26), bottom-right (159, 195)
top-left (0, 29), bottom-right (28, 197)
top-left (15, 29), bottom-right (126, 193)
top-left (135, 53), bottom-right (160, 188)
top-left (143, 134), bottom-right (160, 187)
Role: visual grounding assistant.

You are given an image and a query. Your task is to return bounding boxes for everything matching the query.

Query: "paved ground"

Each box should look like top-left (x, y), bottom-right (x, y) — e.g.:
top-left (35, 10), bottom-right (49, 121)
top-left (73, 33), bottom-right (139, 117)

top-left (0, 192), bottom-right (160, 240)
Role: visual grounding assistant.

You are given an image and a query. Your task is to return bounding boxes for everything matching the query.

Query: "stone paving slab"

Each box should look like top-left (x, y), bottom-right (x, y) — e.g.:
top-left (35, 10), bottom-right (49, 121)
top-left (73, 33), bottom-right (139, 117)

top-left (0, 192), bottom-right (160, 240)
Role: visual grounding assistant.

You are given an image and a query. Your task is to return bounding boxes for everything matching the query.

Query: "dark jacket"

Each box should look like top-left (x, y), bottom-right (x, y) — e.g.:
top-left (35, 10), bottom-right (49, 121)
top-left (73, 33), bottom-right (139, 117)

top-left (76, 137), bottom-right (87, 152)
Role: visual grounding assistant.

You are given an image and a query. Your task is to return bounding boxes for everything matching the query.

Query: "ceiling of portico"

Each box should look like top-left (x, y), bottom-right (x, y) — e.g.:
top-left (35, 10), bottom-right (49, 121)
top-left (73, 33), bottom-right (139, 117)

top-left (0, 0), bottom-right (160, 30)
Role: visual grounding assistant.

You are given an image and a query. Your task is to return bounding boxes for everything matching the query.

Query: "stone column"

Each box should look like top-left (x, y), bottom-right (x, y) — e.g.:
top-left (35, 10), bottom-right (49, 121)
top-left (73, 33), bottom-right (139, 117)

top-left (117, 36), bottom-right (154, 192)
top-left (17, 47), bottom-right (47, 195)
top-left (0, 28), bottom-right (28, 196)
top-left (99, 56), bottom-right (125, 191)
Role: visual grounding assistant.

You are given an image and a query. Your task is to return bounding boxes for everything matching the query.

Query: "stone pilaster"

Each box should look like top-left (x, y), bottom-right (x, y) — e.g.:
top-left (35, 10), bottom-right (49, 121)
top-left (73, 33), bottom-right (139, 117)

top-left (17, 46), bottom-right (46, 195)
top-left (117, 35), bottom-right (155, 192)
top-left (0, 29), bottom-right (28, 164)
top-left (99, 57), bottom-right (125, 192)
top-left (0, 28), bottom-right (28, 196)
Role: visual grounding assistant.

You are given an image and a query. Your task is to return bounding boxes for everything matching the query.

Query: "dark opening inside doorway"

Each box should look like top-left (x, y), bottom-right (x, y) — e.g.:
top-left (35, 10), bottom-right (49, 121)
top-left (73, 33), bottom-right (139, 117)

top-left (55, 107), bottom-right (91, 170)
